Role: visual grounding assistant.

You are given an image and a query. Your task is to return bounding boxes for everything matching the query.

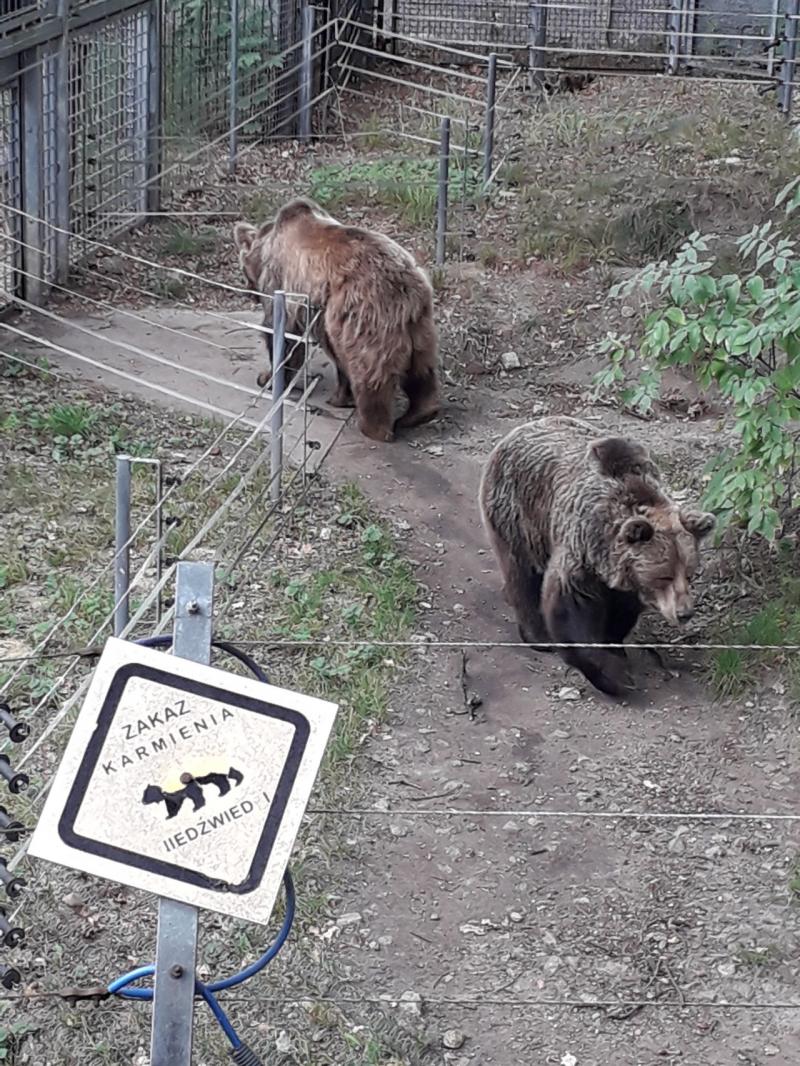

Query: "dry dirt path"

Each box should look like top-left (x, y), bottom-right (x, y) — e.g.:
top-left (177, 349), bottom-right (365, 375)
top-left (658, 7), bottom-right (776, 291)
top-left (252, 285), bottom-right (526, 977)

top-left (15, 307), bottom-right (800, 1065)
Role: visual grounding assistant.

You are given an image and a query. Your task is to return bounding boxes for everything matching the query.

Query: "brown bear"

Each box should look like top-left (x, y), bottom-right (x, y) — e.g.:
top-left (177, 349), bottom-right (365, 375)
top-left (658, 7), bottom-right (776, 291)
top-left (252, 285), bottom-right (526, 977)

top-left (233, 197), bottom-right (440, 442)
top-left (479, 416), bottom-right (716, 697)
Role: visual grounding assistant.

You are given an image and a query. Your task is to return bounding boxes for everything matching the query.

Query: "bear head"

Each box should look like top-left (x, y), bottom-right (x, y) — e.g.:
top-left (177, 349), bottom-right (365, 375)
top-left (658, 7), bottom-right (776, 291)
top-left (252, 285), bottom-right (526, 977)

top-left (610, 489), bottom-right (716, 624)
top-left (587, 436), bottom-right (660, 484)
top-left (233, 218), bottom-right (310, 387)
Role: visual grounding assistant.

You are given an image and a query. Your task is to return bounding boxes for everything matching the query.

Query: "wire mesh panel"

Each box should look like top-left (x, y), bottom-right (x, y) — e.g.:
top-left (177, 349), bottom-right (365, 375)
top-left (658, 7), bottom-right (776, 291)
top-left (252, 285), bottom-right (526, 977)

top-left (68, 6), bottom-right (150, 258)
top-left (693, 0), bottom-right (778, 59)
top-left (0, 81), bottom-right (21, 307)
top-left (41, 49), bottom-right (59, 284)
top-left (389, 0), bottom-right (529, 50)
top-left (162, 0), bottom-right (297, 141)
top-left (543, 1), bottom-right (667, 68)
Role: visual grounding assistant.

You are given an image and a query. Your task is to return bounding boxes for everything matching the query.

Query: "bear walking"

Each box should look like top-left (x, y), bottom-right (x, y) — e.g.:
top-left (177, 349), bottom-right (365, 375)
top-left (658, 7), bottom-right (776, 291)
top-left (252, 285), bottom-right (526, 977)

top-left (142, 767), bottom-right (244, 820)
top-left (479, 416), bottom-right (716, 697)
top-left (233, 197), bottom-right (440, 442)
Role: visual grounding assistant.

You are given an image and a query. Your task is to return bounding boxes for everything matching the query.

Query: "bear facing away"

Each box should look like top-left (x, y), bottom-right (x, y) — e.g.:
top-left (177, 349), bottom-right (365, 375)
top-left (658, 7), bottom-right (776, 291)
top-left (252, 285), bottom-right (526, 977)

top-left (479, 416), bottom-right (716, 697)
top-left (233, 197), bottom-right (440, 442)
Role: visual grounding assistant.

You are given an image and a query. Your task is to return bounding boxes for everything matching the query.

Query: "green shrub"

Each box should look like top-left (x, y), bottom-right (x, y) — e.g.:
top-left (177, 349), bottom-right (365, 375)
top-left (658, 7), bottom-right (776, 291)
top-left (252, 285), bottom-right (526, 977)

top-left (596, 177), bottom-right (800, 542)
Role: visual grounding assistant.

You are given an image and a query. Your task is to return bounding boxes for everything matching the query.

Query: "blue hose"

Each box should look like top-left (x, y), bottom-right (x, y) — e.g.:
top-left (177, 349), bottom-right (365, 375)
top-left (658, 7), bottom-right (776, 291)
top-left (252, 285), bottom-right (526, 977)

top-left (106, 635), bottom-right (296, 1048)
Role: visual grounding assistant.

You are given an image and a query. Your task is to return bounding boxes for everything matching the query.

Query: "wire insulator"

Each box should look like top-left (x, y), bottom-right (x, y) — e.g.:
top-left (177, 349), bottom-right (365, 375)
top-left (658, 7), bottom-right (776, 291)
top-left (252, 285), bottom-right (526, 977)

top-left (0, 966), bottom-right (20, 990)
top-left (0, 909), bottom-right (24, 948)
top-left (0, 858), bottom-right (26, 900)
top-left (0, 807), bottom-right (25, 843)
top-left (0, 704), bottom-right (29, 744)
top-left (0, 756), bottom-right (29, 795)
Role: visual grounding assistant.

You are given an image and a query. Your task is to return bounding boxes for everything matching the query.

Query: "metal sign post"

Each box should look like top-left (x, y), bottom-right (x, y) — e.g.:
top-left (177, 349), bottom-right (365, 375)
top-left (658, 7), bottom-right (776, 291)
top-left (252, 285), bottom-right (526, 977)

top-left (29, 563), bottom-right (338, 1060)
top-left (150, 561), bottom-right (213, 1065)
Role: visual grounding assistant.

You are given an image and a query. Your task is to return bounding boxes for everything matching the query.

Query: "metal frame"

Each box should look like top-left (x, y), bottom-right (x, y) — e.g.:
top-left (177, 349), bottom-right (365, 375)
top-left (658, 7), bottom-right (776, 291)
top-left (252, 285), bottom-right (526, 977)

top-left (149, 563), bottom-right (214, 1066)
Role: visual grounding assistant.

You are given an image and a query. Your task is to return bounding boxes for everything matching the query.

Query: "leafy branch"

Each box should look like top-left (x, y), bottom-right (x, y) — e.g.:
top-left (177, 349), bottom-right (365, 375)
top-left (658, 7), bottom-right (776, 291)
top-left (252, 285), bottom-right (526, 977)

top-left (595, 178), bottom-right (800, 542)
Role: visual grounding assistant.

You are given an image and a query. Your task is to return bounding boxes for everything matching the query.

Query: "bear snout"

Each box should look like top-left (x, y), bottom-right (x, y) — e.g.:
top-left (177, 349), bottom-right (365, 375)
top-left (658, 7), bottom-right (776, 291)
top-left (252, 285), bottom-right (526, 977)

top-left (676, 605), bottom-right (695, 623)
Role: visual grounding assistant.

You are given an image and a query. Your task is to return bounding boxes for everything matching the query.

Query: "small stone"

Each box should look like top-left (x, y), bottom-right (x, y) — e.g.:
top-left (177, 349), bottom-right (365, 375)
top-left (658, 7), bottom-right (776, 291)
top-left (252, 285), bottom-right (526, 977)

top-left (442, 1029), bottom-right (465, 1050)
top-left (764, 1045), bottom-right (780, 1057)
top-left (390, 825), bottom-right (408, 838)
top-left (717, 962), bottom-right (736, 978)
top-left (509, 911), bottom-right (524, 923)
top-left (500, 350), bottom-right (521, 370)
top-left (557, 686), bottom-right (581, 702)
top-left (561, 1054), bottom-right (578, 1066)
top-left (62, 892), bottom-right (84, 909)
top-left (399, 990), bottom-right (422, 1015)
top-left (336, 912), bottom-right (362, 927)
top-left (275, 1031), bottom-right (292, 1054)
top-left (426, 444), bottom-right (444, 457)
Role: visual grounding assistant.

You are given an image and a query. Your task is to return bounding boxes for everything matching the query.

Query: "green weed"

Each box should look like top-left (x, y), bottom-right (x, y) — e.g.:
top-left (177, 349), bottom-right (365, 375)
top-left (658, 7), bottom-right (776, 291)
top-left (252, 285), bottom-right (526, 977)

top-left (709, 580), bottom-right (800, 698)
top-left (309, 157), bottom-right (479, 225)
top-left (30, 403), bottom-right (100, 441)
top-left (159, 224), bottom-right (220, 258)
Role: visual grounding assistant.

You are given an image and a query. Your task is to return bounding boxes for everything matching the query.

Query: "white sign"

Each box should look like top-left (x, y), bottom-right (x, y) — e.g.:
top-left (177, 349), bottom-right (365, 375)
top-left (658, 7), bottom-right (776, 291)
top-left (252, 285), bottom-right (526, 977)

top-left (29, 637), bottom-right (337, 925)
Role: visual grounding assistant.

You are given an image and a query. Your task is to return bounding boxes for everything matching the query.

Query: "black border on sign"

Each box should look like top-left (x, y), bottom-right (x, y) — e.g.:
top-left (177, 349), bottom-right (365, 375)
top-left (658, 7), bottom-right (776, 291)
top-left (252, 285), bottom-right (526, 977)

top-left (57, 663), bottom-right (310, 894)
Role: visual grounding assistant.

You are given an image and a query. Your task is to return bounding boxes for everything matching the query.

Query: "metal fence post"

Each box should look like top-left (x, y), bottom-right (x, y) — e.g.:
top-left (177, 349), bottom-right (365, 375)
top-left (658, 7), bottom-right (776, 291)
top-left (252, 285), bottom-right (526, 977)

top-left (666, 0), bottom-right (682, 75)
top-left (54, 0), bottom-right (70, 281)
top-left (113, 455), bottom-right (132, 637)
top-left (20, 47), bottom-right (44, 305)
top-left (390, 0), bottom-right (399, 54)
top-left (781, 0), bottom-right (800, 117)
top-left (483, 52), bottom-right (497, 189)
top-left (271, 291), bottom-right (287, 504)
top-left (435, 116), bottom-right (450, 267)
top-left (298, 4), bottom-right (314, 142)
top-left (146, 0), bottom-right (162, 213)
top-left (528, 0), bottom-right (548, 89)
top-left (228, 0), bottom-right (239, 174)
top-left (149, 561), bottom-right (214, 1066)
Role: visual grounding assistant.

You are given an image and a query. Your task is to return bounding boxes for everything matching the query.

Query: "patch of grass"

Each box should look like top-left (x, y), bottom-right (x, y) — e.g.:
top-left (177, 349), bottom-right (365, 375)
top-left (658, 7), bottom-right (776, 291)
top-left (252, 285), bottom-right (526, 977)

top-left (1, 353), bottom-right (50, 379)
top-left (159, 223), bottom-right (220, 258)
top-left (151, 275), bottom-right (189, 301)
top-left (790, 859), bottom-right (800, 902)
top-left (30, 402), bottom-right (100, 441)
top-left (478, 242), bottom-right (500, 268)
top-left (736, 943), bottom-right (784, 967)
top-left (498, 159), bottom-right (527, 186)
top-left (309, 157), bottom-right (479, 225)
top-left (0, 542), bottom-right (29, 589)
top-left (357, 114), bottom-right (393, 151)
top-left (239, 189), bottom-right (281, 222)
top-left (602, 196), bottom-right (694, 263)
top-left (709, 578), bottom-right (800, 699)
top-left (269, 484), bottom-right (418, 775)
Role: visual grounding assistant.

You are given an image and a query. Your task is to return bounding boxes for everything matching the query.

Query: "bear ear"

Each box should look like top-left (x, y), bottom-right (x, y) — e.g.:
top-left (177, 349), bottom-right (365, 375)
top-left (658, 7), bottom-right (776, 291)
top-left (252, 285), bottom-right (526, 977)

top-left (681, 510), bottom-right (716, 539)
top-left (620, 516), bottom-right (654, 544)
top-left (233, 221), bottom-right (257, 252)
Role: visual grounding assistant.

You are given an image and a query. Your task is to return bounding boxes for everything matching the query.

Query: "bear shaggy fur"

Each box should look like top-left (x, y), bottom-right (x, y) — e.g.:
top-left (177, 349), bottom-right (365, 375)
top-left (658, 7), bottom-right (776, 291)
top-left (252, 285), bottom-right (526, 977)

top-left (233, 197), bottom-right (440, 442)
top-left (479, 416), bottom-right (716, 697)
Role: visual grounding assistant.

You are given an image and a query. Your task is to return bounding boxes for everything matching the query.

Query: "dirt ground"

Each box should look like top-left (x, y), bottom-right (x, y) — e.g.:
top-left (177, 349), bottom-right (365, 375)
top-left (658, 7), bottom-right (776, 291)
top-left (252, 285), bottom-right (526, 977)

top-left (3, 72), bottom-right (800, 1065)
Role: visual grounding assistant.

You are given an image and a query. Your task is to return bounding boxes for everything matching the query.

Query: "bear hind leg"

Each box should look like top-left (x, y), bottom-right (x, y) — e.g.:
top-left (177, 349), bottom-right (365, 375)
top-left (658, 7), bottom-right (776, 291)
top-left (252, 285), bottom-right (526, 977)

top-left (397, 320), bottom-right (440, 429)
top-left (397, 365), bottom-right (440, 429)
top-left (330, 365), bottom-right (355, 408)
top-left (354, 379), bottom-right (396, 442)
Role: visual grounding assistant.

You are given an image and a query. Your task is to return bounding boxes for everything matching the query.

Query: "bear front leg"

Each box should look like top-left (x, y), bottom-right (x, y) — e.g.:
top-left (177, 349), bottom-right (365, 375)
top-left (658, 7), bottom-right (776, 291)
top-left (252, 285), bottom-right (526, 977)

top-left (505, 563), bottom-right (553, 653)
top-left (542, 570), bottom-right (634, 697)
top-left (330, 365), bottom-right (355, 408)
